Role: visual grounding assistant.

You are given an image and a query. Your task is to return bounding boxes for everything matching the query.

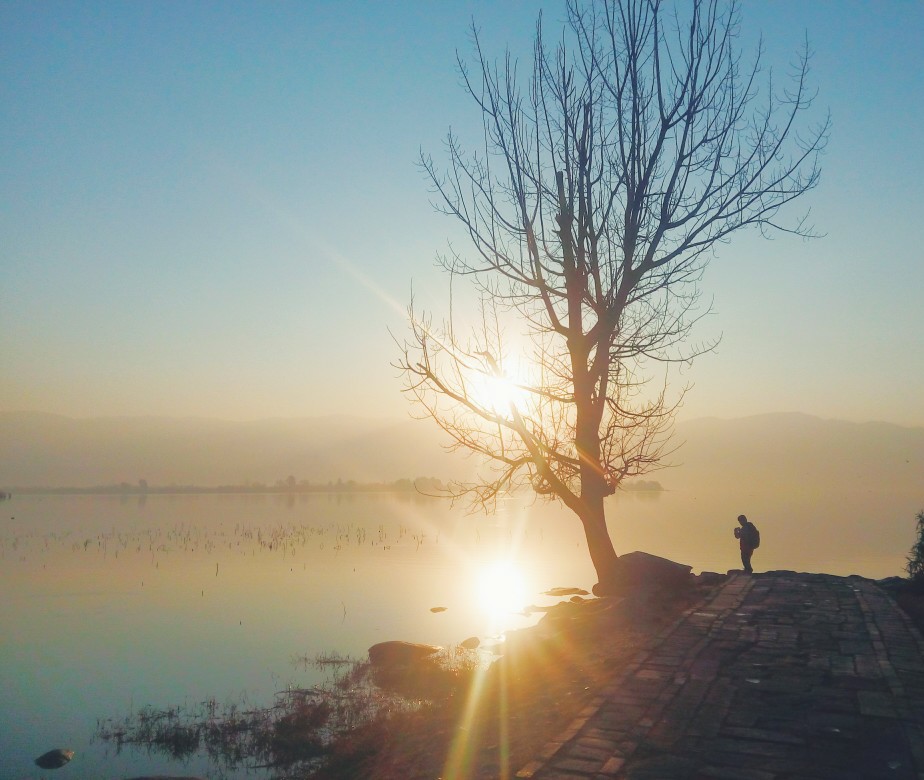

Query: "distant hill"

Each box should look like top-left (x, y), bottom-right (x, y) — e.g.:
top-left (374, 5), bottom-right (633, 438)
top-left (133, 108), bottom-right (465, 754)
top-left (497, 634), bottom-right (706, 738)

top-left (664, 413), bottom-right (923, 495)
top-left (2, 410), bottom-right (922, 494)
top-left (0, 411), bottom-right (470, 488)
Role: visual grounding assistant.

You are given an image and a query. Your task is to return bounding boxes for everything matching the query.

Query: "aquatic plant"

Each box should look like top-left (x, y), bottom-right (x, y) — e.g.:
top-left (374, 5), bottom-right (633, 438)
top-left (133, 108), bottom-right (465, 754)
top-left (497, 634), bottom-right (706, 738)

top-left (906, 510), bottom-right (924, 583)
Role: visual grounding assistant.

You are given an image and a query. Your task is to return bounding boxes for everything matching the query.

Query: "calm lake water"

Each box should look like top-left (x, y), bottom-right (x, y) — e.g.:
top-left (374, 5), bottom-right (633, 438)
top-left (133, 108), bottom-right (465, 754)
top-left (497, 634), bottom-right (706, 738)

top-left (0, 488), bottom-right (915, 779)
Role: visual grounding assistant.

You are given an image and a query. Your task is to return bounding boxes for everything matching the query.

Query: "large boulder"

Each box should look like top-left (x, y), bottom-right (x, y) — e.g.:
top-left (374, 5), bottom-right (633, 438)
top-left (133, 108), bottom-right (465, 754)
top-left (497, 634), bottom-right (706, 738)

top-left (368, 641), bottom-right (442, 667)
top-left (593, 551), bottom-right (692, 597)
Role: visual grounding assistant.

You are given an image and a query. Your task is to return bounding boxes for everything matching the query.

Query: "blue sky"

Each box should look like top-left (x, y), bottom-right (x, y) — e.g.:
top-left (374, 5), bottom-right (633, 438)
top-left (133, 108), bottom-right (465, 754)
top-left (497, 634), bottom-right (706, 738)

top-left (2, 1), bottom-right (923, 425)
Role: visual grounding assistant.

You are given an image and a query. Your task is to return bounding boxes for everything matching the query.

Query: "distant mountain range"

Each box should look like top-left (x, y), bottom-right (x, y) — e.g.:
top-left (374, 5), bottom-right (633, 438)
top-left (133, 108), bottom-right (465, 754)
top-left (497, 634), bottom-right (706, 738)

top-left (1, 410), bottom-right (922, 494)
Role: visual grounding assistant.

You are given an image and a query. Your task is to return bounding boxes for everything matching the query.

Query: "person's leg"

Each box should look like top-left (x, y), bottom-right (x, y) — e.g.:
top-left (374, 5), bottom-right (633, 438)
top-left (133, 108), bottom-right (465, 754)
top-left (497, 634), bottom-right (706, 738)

top-left (741, 548), bottom-right (753, 574)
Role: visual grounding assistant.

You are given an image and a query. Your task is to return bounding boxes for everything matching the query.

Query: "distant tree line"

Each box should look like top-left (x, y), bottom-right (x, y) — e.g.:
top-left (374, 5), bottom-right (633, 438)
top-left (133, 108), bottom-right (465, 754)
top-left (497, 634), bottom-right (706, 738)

top-left (622, 480), bottom-right (663, 492)
top-left (5, 476), bottom-right (662, 497)
top-left (8, 476), bottom-right (449, 496)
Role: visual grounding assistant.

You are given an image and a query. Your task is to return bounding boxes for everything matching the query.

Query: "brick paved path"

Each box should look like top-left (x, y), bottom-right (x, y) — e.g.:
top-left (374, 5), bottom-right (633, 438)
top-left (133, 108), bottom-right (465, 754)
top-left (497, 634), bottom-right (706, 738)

top-left (516, 572), bottom-right (924, 780)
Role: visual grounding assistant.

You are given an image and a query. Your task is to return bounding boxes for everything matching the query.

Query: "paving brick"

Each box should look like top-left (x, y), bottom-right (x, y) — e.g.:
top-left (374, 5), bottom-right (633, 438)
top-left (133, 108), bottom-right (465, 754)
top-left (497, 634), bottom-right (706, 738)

top-left (581, 727), bottom-right (624, 742)
top-left (597, 756), bottom-right (625, 775)
top-left (538, 741), bottom-right (565, 761)
top-left (697, 765), bottom-right (776, 780)
top-left (567, 743), bottom-right (611, 762)
top-left (575, 736), bottom-right (619, 752)
top-left (858, 689), bottom-right (899, 718)
top-left (720, 726), bottom-right (805, 745)
top-left (555, 717), bottom-right (590, 742)
top-left (706, 737), bottom-right (795, 757)
top-left (554, 756), bottom-right (603, 773)
top-left (516, 759), bottom-right (545, 777)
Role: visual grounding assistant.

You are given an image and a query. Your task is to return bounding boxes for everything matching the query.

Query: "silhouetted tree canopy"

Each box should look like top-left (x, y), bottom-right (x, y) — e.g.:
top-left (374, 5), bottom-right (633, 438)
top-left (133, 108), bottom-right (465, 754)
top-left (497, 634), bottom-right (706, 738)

top-left (398, 0), bottom-right (828, 585)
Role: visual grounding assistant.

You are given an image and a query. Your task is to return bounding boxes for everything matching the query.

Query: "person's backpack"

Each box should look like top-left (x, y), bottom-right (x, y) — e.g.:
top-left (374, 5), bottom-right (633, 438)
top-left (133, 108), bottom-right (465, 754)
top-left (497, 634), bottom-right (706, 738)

top-left (748, 523), bottom-right (761, 548)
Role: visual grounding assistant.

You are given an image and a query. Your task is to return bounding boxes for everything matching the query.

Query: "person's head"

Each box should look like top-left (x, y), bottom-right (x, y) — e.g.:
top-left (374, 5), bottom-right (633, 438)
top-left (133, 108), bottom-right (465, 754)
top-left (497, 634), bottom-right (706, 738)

top-left (737, 514), bottom-right (748, 526)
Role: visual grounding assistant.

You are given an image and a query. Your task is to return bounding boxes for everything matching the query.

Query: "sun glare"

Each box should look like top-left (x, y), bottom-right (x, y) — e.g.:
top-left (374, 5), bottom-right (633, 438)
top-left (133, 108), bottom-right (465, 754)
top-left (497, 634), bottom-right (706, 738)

top-left (475, 560), bottom-right (528, 620)
top-left (470, 370), bottom-right (529, 416)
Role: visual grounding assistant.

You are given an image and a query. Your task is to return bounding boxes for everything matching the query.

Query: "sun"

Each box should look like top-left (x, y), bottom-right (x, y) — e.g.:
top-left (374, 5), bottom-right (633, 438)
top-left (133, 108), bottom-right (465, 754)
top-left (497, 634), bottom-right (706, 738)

top-left (470, 368), bottom-right (529, 416)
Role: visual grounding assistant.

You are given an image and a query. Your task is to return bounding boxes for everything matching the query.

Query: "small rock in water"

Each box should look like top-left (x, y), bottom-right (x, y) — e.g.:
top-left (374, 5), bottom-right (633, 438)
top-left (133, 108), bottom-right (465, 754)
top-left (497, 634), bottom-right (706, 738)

top-left (544, 587), bottom-right (589, 597)
top-left (460, 636), bottom-right (480, 649)
top-left (430, 606), bottom-right (448, 613)
top-left (34, 748), bottom-right (74, 769)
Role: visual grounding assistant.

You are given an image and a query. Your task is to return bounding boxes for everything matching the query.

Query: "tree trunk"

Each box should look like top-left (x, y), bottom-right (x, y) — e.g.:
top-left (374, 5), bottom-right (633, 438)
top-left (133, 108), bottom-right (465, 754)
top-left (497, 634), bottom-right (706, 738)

top-left (577, 491), bottom-right (620, 588)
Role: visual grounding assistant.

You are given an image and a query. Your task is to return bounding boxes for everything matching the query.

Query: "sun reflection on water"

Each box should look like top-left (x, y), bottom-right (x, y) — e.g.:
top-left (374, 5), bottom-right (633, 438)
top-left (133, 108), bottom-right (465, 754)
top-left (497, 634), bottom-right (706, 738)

top-left (475, 559), bottom-right (528, 622)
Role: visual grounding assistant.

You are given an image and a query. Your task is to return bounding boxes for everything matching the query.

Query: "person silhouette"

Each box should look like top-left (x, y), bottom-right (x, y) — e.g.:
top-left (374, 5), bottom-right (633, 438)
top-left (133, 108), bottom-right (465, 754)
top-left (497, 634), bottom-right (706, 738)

top-left (733, 514), bottom-right (760, 574)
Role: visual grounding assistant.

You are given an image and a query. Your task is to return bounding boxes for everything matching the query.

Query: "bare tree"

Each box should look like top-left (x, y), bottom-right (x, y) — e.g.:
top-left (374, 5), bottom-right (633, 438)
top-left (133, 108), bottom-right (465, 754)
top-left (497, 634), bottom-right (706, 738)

top-left (396, 0), bottom-right (828, 589)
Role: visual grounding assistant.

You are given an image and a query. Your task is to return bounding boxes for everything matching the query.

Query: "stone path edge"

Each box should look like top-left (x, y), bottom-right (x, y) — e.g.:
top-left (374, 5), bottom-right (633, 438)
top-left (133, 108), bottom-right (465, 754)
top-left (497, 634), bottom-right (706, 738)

top-left (514, 574), bottom-right (756, 779)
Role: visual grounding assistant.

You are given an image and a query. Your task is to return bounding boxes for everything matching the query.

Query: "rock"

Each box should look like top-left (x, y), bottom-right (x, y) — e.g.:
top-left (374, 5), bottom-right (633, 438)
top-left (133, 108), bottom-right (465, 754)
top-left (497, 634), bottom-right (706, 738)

top-left (543, 587), bottom-right (590, 597)
top-left (368, 640), bottom-right (442, 667)
top-left (460, 636), bottom-right (480, 650)
top-left (593, 551), bottom-right (693, 596)
top-left (694, 571), bottom-right (727, 587)
top-left (430, 606), bottom-right (448, 613)
top-left (34, 749), bottom-right (74, 769)
top-left (621, 753), bottom-right (700, 778)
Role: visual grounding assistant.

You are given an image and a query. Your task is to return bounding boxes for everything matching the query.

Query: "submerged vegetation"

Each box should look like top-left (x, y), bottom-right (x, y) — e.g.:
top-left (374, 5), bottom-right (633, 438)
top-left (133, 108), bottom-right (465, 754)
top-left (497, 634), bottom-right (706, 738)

top-left (96, 647), bottom-right (481, 779)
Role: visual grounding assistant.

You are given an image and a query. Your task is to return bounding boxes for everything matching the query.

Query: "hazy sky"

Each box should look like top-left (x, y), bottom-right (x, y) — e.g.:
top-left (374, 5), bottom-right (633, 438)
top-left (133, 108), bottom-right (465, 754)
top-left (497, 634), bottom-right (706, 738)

top-left (2, 1), bottom-right (923, 426)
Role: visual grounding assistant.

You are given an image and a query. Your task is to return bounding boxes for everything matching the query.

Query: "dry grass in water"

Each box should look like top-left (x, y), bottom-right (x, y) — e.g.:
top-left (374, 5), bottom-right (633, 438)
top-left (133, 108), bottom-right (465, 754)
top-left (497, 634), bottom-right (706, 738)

top-left (95, 646), bottom-right (481, 779)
